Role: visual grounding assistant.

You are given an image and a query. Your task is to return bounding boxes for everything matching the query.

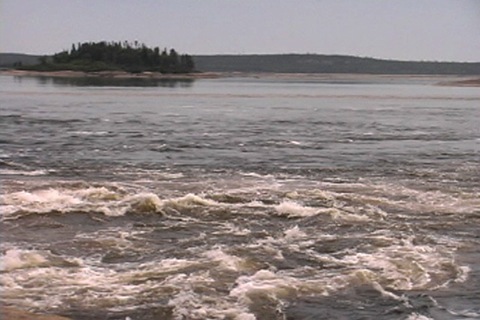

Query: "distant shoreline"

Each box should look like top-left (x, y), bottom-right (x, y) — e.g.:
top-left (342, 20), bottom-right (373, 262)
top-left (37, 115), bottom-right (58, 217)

top-left (1, 69), bottom-right (479, 86)
top-left (3, 52), bottom-right (480, 76)
top-left (0, 69), bottom-right (222, 79)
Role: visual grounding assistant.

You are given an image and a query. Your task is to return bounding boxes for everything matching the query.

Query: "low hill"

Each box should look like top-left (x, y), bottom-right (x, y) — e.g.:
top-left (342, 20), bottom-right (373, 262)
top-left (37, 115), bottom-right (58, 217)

top-left (0, 53), bottom-right (41, 68)
top-left (193, 54), bottom-right (480, 75)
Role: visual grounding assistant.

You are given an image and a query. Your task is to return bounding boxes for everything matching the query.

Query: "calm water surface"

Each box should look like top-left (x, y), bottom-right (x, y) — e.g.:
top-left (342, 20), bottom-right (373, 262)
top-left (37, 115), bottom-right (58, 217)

top-left (0, 75), bottom-right (479, 320)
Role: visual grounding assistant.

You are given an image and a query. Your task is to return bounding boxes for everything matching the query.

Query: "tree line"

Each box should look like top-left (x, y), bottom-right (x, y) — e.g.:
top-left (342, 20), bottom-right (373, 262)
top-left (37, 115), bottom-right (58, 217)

top-left (193, 54), bottom-right (480, 75)
top-left (23, 41), bottom-right (195, 73)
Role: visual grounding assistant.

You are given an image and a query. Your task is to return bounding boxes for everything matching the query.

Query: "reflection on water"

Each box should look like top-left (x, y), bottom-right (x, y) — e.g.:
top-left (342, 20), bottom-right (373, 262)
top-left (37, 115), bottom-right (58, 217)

top-left (15, 75), bottom-right (195, 88)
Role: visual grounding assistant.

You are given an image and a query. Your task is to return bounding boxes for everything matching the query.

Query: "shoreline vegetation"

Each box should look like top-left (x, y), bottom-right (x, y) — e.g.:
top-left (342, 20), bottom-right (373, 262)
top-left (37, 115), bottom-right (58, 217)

top-left (14, 41), bottom-right (196, 74)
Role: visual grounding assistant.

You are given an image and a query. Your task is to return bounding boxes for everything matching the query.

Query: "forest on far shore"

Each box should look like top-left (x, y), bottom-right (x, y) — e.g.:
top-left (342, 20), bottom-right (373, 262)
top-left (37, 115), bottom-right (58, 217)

top-left (15, 41), bottom-right (195, 73)
top-left (3, 50), bottom-right (480, 75)
top-left (193, 54), bottom-right (480, 75)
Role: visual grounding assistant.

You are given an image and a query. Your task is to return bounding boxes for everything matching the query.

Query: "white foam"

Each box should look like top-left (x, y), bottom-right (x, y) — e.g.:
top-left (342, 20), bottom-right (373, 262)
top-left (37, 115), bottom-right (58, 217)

top-left (1, 176), bottom-right (473, 316)
top-left (240, 221), bottom-right (468, 299)
top-left (165, 193), bottom-right (219, 208)
top-left (165, 271), bottom-right (255, 319)
top-left (71, 131), bottom-right (109, 136)
top-left (75, 186), bottom-right (121, 201)
top-left (0, 169), bottom-right (49, 176)
top-left (283, 225), bottom-right (307, 241)
top-left (246, 240), bottom-right (285, 261)
top-left (239, 172), bottom-right (274, 179)
top-left (73, 228), bottom-right (154, 258)
top-left (137, 258), bottom-right (198, 275)
top-left (454, 265), bottom-right (470, 283)
top-left (167, 290), bottom-right (207, 319)
top-left (405, 313), bottom-right (434, 320)
top-left (274, 200), bottom-right (359, 221)
top-left (1, 189), bottom-right (83, 216)
top-left (230, 269), bottom-right (302, 306)
top-left (337, 239), bottom-right (465, 291)
top-left (2, 233), bottom-right (468, 317)
top-left (0, 249), bottom-right (48, 271)
top-left (274, 200), bottom-right (317, 218)
top-left (334, 210), bottom-right (371, 222)
top-left (1, 255), bottom-right (206, 312)
top-left (158, 172), bottom-right (184, 179)
top-left (350, 182), bottom-right (480, 216)
top-left (120, 192), bottom-right (164, 215)
top-left (220, 223), bottom-right (251, 236)
top-left (289, 140), bottom-right (302, 145)
top-left (447, 308), bottom-right (480, 318)
top-left (203, 247), bottom-right (245, 271)
top-left (234, 314), bottom-right (256, 320)
top-left (0, 186), bottom-right (167, 218)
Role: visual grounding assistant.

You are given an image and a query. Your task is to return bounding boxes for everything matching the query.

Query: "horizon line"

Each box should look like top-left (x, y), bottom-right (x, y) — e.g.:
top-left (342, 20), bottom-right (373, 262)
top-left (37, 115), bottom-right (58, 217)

top-left (1, 51), bottom-right (479, 64)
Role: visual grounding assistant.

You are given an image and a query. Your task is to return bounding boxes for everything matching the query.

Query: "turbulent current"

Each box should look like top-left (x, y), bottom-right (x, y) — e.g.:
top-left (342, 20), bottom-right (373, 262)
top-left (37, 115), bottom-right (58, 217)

top-left (0, 75), bottom-right (479, 320)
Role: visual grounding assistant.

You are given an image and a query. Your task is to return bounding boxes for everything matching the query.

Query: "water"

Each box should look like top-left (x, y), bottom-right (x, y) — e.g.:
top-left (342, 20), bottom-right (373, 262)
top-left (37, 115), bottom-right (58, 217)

top-left (1, 74), bottom-right (479, 320)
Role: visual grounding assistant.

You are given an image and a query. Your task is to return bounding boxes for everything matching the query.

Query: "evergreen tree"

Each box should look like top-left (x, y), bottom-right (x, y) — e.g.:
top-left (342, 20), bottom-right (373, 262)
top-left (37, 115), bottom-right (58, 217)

top-left (36, 41), bottom-right (195, 73)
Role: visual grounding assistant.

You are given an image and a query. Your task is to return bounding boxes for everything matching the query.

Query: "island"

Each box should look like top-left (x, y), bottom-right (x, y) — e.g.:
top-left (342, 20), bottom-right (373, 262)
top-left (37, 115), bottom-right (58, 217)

top-left (16, 41), bottom-right (196, 74)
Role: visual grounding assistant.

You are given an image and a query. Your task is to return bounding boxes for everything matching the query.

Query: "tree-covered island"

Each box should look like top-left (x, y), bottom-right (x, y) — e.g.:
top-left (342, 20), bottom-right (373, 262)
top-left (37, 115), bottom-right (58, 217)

top-left (20, 41), bottom-right (195, 73)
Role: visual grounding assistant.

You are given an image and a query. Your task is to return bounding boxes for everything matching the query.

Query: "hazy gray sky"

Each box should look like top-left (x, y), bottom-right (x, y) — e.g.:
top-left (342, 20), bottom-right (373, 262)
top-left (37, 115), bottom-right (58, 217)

top-left (1, 0), bottom-right (479, 61)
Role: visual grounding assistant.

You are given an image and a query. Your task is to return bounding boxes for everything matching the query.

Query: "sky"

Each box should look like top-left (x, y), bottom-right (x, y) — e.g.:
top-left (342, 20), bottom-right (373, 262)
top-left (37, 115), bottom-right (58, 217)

top-left (1, 0), bottom-right (479, 62)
